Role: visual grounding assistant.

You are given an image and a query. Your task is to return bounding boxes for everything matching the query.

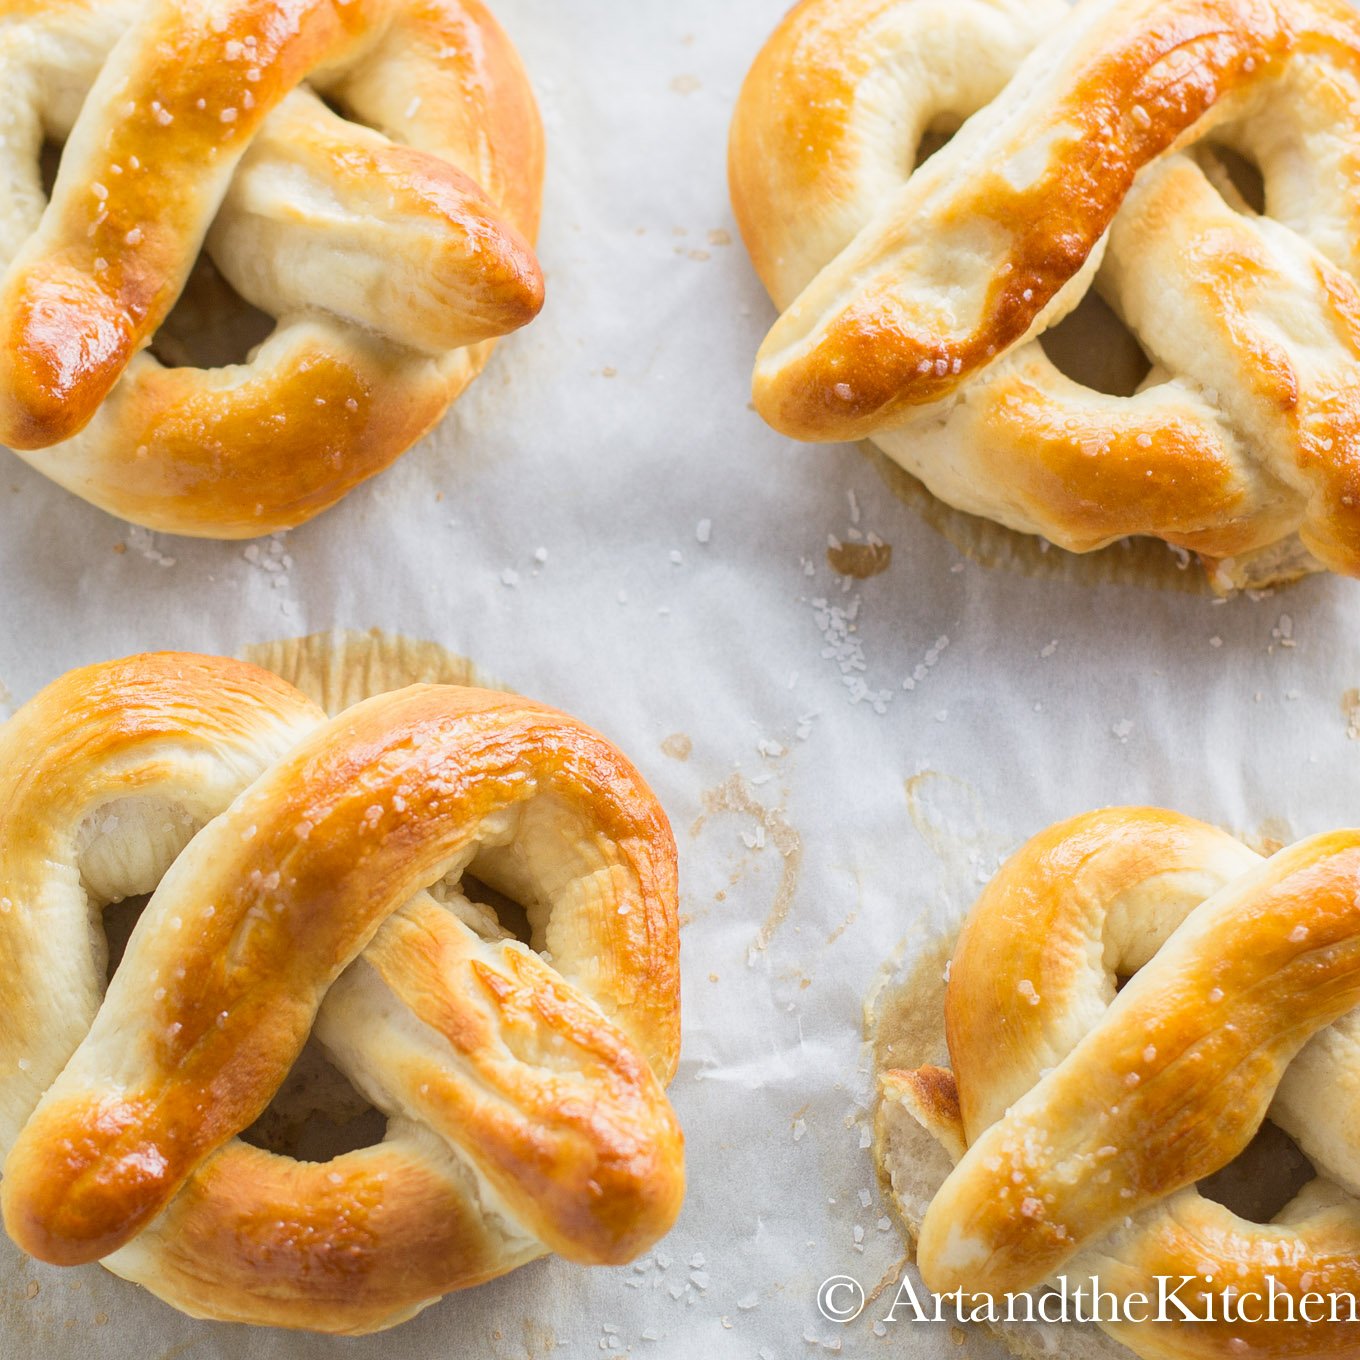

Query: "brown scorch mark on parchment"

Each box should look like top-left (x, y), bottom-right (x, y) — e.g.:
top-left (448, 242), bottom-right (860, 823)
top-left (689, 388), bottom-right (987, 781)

top-left (827, 539), bottom-right (893, 579)
top-left (692, 773), bottom-right (802, 952)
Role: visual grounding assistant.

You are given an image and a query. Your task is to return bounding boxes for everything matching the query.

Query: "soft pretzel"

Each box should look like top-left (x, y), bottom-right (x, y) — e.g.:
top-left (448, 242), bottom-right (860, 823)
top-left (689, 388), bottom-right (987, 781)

top-left (879, 807), bottom-right (1360, 1360)
top-left (730, 0), bottom-right (1360, 589)
top-left (0, 653), bottom-right (682, 1334)
top-left (0, 0), bottom-right (544, 537)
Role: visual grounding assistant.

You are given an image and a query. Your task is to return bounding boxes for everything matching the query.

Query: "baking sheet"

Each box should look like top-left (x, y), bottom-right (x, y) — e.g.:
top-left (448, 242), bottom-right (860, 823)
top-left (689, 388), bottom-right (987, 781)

top-left (1, 1), bottom-right (1358, 1356)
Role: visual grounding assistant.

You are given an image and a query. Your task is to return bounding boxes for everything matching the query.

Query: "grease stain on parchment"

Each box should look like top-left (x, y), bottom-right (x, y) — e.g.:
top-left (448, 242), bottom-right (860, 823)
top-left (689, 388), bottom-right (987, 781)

top-left (243, 628), bottom-right (501, 715)
top-left (692, 773), bottom-right (802, 955)
top-left (660, 732), bottom-right (693, 761)
top-left (866, 933), bottom-right (955, 1079)
top-left (826, 538), bottom-right (892, 579)
top-left (2, 1263), bottom-right (129, 1356)
top-left (1238, 817), bottom-right (1293, 858)
top-left (903, 771), bottom-right (1015, 911)
top-left (154, 1344), bottom-right (200, 1360)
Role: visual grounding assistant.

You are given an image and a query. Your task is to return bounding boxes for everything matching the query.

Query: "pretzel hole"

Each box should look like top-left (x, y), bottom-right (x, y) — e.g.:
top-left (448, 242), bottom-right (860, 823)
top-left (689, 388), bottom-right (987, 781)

top-left (1197, 1120), bottom-right (1313, 1223)
top-left (316, 89), bottom-right (376, 135)
top-left (102, 894), bottom-right (148, 983)
top-left (150, 255), bottom-right (274, 371)
top-left (1039, 291), bottom-right (1153, 397)
top-left (913, 117), bottom-right (963, 171)
top-left (1199, 144), bottom-right (1267, 217)
top-left (240, 1038), bottom-right (387, 1161)
top-left (461, 873), bottom-right (534, 946)
top-left (38, 140), bottom-right (62, 198)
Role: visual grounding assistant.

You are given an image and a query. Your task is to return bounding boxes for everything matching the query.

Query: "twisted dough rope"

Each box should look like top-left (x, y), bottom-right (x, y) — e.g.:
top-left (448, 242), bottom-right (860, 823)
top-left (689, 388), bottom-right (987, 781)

top-left (730, 0), bottom-right (1360, 590)
top-left (880, 808), bottom-right (1360, 1360)
top-left (0, 0), bottom-right (544, 537)
top-left (0, 654), bottom-right (682, 1334)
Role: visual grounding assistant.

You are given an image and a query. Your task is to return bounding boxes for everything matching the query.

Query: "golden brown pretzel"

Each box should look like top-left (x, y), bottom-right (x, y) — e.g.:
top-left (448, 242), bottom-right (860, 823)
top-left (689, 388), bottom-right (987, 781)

top-left (0, 653), bottom-right (682, 1334)
top-left (731, 0), bottom-right (1360, 589)
top-left (0, 0), bottom-right (544, 537)
top-left (880, 807), bottom-right (1360, 1360)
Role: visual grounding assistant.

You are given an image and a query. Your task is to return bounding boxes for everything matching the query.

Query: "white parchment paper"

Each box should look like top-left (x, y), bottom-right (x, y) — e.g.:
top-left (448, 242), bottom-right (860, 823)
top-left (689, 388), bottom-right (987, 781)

top-left (1, 3), bottom-right (1357, 1357)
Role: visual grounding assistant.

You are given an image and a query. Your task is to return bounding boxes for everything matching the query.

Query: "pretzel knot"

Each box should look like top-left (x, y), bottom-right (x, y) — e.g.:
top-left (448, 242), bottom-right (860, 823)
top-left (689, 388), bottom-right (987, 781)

top-left (731, 0), bottom-right (1360, 590)
top-left (880, 808), bottom-right (1360, 1360)
top-left (0, 0), bottom-right (544, 537)
top-left (0, 655), bottom-right (682, 1334)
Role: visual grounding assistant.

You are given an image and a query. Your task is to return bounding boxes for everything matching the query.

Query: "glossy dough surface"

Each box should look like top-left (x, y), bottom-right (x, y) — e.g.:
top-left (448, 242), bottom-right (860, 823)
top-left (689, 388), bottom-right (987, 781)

top-left (0, 654), bottom-right (683, 1334)
top-left (730, 0), bottom-right (1360, 590)
top-left (0, 0), bottom-right (544, 536)
top-left (880, 807), bottom-right (1360, 1360)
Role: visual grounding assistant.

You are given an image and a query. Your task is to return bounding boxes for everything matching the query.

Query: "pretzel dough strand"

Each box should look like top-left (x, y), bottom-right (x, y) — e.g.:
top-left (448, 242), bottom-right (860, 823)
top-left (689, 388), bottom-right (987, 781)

top-left (0, 656), bottom-right (681, 1333)
top-left (210, 89), bottom-right (543, 356)
top-left (349, 896), bottom-right (684, 1264)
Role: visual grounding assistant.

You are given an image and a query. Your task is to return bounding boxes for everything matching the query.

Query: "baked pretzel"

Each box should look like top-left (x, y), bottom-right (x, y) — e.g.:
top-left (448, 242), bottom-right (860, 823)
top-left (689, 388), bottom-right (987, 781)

top-left (880, 807), bottom-right (1360, 1360)
top-left (0, 654), bottom-right (682, 1334)
top-left (0, 0), bottom-right (544, 537)
top-left (730, 0), bottom-right (1360, 590)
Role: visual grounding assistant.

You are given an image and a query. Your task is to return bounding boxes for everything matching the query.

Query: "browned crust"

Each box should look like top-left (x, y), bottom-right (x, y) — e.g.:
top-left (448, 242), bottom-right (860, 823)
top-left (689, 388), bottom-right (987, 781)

top-left (746, 0), bottom-right (1300, 439)
top-left (368, 897), bottom-right (684, 1265)
top-left (135, 1138), bottom-right (515, 1332)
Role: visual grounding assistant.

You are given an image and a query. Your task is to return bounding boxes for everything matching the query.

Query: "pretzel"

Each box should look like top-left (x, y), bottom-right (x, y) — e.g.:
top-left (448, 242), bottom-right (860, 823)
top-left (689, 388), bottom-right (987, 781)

top-left (730, 0), bottom-right (1360, 590)
top-left (879, 807), bottom-right (1360, 1360)
top-left (0, 0), bottom-right (544, 537)
top-left (0, 653), bottom-right (682, 1334)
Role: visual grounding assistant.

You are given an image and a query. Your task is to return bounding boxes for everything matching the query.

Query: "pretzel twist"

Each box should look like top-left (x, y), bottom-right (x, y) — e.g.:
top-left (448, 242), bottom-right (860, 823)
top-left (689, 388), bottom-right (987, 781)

top-left (731, 0), bottom-right (1360, 589)
top-left (0, 0), bottom-right (544, 537)
top-left (0, 654), bottom-right (682, 1334)
top-left (881, 808), bottom-right (1360, 1360)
